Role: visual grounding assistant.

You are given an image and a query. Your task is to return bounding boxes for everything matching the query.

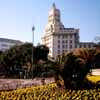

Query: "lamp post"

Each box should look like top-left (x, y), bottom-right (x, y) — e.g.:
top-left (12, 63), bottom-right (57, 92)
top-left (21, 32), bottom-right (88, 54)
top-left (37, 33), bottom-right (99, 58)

top-left (32, 25), bottom-right (35, 78)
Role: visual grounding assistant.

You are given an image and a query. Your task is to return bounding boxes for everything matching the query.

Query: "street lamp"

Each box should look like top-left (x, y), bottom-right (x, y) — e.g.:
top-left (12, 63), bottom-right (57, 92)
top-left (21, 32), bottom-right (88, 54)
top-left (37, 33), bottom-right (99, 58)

top-left (32, 25), bottom-right (35, 78)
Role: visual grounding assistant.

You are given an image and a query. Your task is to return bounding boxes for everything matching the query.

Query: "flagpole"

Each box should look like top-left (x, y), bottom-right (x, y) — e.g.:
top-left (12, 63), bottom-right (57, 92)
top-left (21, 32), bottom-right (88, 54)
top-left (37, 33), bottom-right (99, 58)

top-left (32, 25), bottom-right (35, 78)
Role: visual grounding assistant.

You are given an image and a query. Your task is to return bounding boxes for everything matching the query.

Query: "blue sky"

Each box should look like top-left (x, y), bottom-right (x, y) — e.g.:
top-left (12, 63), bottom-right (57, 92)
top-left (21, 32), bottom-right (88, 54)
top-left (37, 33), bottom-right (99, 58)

top-left (0, 0), bottom-right (100, 45)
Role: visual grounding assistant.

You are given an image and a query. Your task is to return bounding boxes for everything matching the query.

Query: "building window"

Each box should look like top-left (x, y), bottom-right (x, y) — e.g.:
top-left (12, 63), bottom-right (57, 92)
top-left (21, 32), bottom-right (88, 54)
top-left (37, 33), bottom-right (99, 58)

top-left (60, 27), bottom-right (62, 30)
top-left (62, 45), bottom-right (65, 48)
top-left (66, 45), bottom-right (68, 48)
top-left (58, 40), bottom-right (60, 43)
top-left (70, 40), bottom-right (72, 43)
top-left (70, 45), bottom-right (72, 49)
top-left (58, 45), bottom-right (60, 48)
top-left (70, 34), bottom-right (72, 38)
top-left (62, 40), bottom-right (64, 43)
top-left (66, 40), bottom-right (68, 43)
top-left (56, 19), bottom-right (60, 22)
top-left (57, 55), bottom-right (60, 58)
top-left (75, 33), bottom-right (78, 38)
top-left (58, 50), bottom-right (60, 54)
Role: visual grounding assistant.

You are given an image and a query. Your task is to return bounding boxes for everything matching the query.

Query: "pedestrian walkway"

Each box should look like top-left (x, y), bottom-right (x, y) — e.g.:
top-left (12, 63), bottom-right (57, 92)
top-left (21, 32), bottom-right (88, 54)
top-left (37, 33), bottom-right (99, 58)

top-left (0, 77), bottom-right (55, 91)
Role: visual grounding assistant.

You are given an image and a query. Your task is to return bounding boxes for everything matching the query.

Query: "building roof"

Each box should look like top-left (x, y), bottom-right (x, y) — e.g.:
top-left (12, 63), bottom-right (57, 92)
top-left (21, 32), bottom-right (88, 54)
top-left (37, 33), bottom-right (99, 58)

top-left (80, 42), bottom-right (94, 44)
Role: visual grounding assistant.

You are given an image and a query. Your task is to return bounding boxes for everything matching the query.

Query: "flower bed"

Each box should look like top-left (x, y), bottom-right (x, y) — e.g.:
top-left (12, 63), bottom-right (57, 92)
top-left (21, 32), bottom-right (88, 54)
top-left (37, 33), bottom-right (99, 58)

top-left (0, 80), bottom-right (100, 100)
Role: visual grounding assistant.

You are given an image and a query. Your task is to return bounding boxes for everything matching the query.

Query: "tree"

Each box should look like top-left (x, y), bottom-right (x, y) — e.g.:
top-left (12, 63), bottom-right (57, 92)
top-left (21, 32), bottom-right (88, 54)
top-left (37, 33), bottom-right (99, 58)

top-left (57, 48), bottom-right (100, 89)
top-left (0, 51), bottom-right (2, 55)
top-left (94, 52), bottom-right (100, 68)
top-left (0, 43), bottom-right (49, 78)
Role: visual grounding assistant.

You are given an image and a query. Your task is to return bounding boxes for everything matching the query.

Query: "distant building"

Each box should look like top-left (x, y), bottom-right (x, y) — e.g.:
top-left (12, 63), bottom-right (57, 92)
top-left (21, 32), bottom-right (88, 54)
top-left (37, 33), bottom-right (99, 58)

top-left (0, 38), bottom-right (23, 52)
top-left (79, 42), bottom-right (94, 48)
top-left (42, 3), bottom-right (95, 60)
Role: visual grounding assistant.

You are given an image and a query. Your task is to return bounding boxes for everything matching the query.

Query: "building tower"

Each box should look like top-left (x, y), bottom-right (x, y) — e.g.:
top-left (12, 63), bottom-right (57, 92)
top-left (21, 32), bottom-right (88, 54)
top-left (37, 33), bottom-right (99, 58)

top-left (42, 3), bottom-right (79, 60)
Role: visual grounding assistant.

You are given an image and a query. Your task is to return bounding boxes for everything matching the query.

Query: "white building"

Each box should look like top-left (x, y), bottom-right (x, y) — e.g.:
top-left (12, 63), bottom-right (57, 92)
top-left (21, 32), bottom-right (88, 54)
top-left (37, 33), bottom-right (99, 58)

top-left (0, 38), bottom-right (23, 52)
top-left (42, 3), bottom-right (94, 60)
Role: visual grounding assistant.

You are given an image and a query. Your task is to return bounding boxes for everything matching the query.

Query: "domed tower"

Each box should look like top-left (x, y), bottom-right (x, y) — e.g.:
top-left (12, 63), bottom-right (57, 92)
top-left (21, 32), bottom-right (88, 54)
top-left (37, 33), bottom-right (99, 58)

top-left (45, 3), bottom-right (64, 33)
top-left (48, 3), bottom-right (60, 24)
top-left (42, 3), bottom-right (79, 60)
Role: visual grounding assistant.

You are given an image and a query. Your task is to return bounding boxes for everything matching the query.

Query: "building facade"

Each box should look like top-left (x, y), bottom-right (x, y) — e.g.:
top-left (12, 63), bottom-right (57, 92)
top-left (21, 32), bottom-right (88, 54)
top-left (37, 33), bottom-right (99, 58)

top-left (0, 38), bottom-right (23, 52)
top-left (79, 42), bottom-right (94, 48)
top-left (42, 3), bottom-right (94, 60)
